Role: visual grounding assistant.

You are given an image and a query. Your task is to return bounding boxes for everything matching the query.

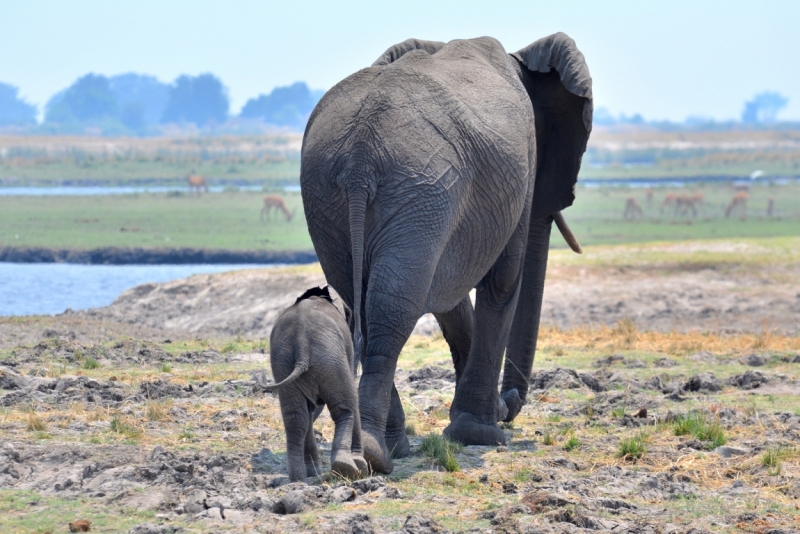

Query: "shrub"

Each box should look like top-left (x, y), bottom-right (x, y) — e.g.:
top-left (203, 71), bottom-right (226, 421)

top-left (420, 433), bottom-right (462, 472)
top-left (673, 412), bottom-right (726, 449)
top-left (618, 434), bottom-right (647, 460)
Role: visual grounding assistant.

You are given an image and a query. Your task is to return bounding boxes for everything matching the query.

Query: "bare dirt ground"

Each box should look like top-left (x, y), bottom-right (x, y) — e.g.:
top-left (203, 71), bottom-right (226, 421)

top-left (1, 241), bottom-right (799, 533)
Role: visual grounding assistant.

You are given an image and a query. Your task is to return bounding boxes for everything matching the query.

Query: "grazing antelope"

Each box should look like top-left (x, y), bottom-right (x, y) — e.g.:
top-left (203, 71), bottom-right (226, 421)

top-left (187, 173), bottom-right (209, 194)
top-left (261, 195), bottom-right (295, 222)
top-left (645, 187), bottom-right (654, 208)
top-left (675, 193), bottom-right (703, 217)
top-left (660, 193), bottom-right (677, 214)
top-left (767, 196), bottom-right (775, 217)
top-left (623, 197), bottom-right (644, 219)
top-left (725, 192), bottom-right (748, 219)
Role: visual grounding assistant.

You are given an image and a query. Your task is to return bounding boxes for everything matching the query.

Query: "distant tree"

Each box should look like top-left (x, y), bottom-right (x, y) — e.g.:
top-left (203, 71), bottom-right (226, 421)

top-left (45, 74), bottom-right (118, 124)
top-left (0, 82), bottom-right (37, 126)
top-left (592, 106), bottom-right (616, 126)
top-left (741, 92), bottom-right (789, 123)
top-left (160, 74), bottom-right (229, 126)
top-left (109, 73), bottom-right (170, 128)
top-left (240, 82), bottom-right (322, 130)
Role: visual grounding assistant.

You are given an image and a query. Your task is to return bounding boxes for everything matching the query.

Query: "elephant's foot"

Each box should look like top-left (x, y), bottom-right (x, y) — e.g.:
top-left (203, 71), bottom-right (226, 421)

top-left (500, 388), bottom-right (524, 423)
top-left (444, 412), bottom-right (507, 446)
top-left (330, 452), bottom-right (361, 480)
top-left (353, 455), bottom-right (369, 476)
top-left (361, 428), bottom-right (394, 474)
top-left (386, 428), bottom-right (411, 459)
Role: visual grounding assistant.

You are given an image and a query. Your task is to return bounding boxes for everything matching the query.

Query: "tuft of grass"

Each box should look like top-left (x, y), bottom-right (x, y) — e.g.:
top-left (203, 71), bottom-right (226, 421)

top-left (178, 427), bottom-right (196, 441)
top-left (158, 363), bottom-right (172, 373)
top-left (405, 423), bottom-right (417, 437)
top-left (673, 412), bottom-right (727, 449)
top-left (546, 413), bottom-right (562, 423)
top-left (611, 405), bottom-right (627, 418)
top-left (761, 446), bottom-right (795, 476)
top-left (563, 435), bottom-right (581, 452)
top-left (145, 400), bottom-right (170, 422)
top-left (419, 433), bottom-right (462, 472)
top-left (82, 356), bottom-right (100, 370)
top-left (618, 433), bottom-right (647, 460)
top-left (109, 415), bottom-right (142, 439)
top-left (26, 412), bottom-right (47, 432)
top-left (542, 431), bottom-right (555, 446)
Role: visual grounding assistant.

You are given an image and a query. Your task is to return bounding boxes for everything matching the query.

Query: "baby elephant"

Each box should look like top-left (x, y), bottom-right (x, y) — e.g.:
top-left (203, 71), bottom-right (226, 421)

top-left (262, 286), bottom-right (367, 482)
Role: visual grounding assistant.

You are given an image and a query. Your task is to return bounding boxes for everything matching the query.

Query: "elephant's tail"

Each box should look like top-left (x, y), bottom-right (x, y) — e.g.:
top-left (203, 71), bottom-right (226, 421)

top-left (347, 187), bottom-right (367, 375)
top-left (259, 342), bottom-right (311, 392)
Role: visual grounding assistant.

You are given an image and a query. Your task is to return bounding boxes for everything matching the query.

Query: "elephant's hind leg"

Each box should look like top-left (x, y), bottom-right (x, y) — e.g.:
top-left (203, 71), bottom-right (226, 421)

top-left (434, 295), bottom-right (474, 385)
top-left (279, 389), bottom-right (312, 482)
top-left (304, 400), bottom-right (322, 478)
top-left (444, 211), bottom-right (529, 446)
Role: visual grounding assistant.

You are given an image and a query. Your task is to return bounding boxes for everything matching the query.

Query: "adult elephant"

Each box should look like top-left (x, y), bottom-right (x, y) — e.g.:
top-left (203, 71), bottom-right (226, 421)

top-left (300, 33), bottom-right (592, 474)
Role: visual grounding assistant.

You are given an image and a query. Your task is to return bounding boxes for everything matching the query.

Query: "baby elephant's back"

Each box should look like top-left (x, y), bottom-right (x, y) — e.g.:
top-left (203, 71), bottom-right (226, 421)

top-left (270, 298), bottom-right (354, 391)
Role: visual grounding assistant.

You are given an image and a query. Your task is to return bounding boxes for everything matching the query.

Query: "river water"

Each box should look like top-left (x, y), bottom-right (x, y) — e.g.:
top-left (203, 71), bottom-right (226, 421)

top-left (0, 263), bottom-right (272, 316)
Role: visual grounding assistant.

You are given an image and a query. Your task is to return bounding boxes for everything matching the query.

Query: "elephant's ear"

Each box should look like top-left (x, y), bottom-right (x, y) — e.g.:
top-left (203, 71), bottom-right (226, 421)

top-left (512, 32), bottom-right (593, 219)
top-left (326, 286), bottom-right (352, 324)
top-left (372, 38), bottom-right (446, 67)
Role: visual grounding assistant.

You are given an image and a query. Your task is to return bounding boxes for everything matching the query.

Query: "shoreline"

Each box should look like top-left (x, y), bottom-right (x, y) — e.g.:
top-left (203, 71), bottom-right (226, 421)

top-left (0, 246), bottom-right (317, 265)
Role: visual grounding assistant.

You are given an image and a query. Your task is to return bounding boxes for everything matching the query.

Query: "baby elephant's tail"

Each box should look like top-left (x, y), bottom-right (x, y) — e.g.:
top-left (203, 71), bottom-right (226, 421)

top-left (259, 340), bottom-right (310, 392)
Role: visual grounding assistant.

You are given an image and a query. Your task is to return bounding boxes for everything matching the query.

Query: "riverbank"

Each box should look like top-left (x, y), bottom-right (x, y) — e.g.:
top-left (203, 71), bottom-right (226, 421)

top-left (0, 246), bottom-right (317, 265)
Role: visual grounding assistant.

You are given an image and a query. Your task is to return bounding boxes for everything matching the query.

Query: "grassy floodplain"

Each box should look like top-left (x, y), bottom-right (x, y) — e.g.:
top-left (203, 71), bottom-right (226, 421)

top-left (1, 182), bottom-right (799, 252)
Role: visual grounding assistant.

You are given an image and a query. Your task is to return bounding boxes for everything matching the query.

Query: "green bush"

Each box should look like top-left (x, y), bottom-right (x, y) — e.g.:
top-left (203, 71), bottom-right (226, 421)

top-left (420, 433), bottom-right (462, 472)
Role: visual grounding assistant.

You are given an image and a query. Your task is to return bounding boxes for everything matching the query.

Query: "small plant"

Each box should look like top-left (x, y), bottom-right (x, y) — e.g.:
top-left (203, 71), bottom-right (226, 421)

top-left (673, 412), bottom-right (726, 449)
top-left (542, 431), bottom-right (555, 446)
top-left (405, 423), bottom-right (417, 436)
top-left (563, 435), bottom-right (581, 452)
top-left (178, 427), bottom-right (196, 441)
top-left (26, 412), bottom-right (47, 432)
top-left (146, 401), bottom-right (169, 422)
top-left (546, 413), bottom-right (561, 423)
top-left (158, 363), bottom-right (172, 373)
top-left (618, 433), bottom-right (647, 460)
top-left (761, 447), bottom-right (792, 476)
top-left (611, 405), bottom-right (627, 418)
top-left (109, 415), bottom-right (142, 439)
top-left (82, 356), bottom-right (100, 370)
top-left (419, 433), bottom-right (462, 472)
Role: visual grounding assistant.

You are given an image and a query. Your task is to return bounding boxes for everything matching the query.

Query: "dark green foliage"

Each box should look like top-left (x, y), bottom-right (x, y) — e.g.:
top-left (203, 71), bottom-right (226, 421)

top-left (240, 82), bottom-right (322, 129)
top-left (161, 74), bottom-right (229, 126)
top-left (419, 433), bottom-right (462, 472)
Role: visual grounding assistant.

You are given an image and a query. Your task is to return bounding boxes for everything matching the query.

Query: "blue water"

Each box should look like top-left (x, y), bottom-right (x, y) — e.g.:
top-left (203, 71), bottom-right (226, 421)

top-left (0, 263), bottom-right (274, 316)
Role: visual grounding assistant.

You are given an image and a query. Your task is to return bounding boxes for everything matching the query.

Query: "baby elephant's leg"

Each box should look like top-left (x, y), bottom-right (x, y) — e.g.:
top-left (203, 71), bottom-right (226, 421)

top-left (279, 389), bottom-right (311, 483)
top-left (304, 401), bottom-right (321, 478)
top-left (327, 401), bottom-right (361, 479)
top-left (351, 404), bottom-right (368, 475)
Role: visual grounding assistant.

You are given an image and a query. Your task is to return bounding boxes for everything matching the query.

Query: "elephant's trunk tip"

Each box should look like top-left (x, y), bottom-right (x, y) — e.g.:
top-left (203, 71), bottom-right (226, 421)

top-left (552, 211), bottom-right (583, 254)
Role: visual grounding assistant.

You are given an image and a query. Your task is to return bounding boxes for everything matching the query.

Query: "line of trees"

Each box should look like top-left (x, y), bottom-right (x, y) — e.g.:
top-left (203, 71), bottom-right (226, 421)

top-left (0, 74), bottom-right (325, 135)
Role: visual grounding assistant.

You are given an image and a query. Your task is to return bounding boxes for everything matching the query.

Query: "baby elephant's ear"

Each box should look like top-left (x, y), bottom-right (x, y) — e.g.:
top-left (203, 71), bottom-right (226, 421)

top-left (372, 38), bottom-right (446, 66)
top-left (327, 286), bottom-right (351, 323)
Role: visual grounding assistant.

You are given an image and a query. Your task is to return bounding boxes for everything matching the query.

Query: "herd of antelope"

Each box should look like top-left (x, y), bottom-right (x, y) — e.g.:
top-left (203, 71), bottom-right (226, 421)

top-left (184, 173), bottom-right (295, 222)
top-left (622, 184), bottom-right (775, 221)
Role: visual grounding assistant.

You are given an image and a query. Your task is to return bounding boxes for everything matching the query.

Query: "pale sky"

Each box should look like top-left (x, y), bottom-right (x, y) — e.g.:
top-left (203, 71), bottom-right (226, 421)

top-left (2, 0), bottom-right (799, 121)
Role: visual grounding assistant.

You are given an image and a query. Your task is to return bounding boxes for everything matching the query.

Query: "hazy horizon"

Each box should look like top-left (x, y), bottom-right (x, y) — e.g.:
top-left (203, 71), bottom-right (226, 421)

top-left (2, 0), bottom-right (800, 122)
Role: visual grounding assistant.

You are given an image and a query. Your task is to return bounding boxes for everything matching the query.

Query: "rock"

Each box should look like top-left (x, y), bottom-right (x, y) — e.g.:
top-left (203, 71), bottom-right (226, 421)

top-left (655, 357), bottom-right (678, 367)
top-left (689, 351), bottom-right (718, 364)
top-left (401, 514), bottom-right (443, 533)
top-left (333, 513), bottom-right (374, 534)
top-left (529, 368), bottom-right (585, 390)
top-left (729, 370), bottom-right (770, 390)
top-left (683, 372), bottom-right (721, 393)
top-left (741, 354), bottom-right (768, 367)
top-left (625, 359), bottom-right (647, 368)
top-left (329, 486), bottom-right (357, 503)
top-left (352, 476), bottom-right (386, 494)
top-left (182, 489), bottom-right (207, 514)
top-left (593, 354), bottom-right (624, 367)
top-left (714, 446), bottom-right (748, 458)
top-left (127, 523), bottom-right (183, 534)
top-left (68, 519), bottom-right (91, 532)
top-left (279, 490), bottom-right (306, 514)
top-left (579, 373), bottom-right (605, 392)
top-left (495, 446), bottom-right (508, 453)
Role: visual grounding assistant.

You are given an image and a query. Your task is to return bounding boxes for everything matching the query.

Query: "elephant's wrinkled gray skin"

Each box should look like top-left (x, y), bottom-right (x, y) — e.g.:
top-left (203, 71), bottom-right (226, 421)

top-left (301, 34), bottom-right (592, 473)
top-left (262, 286), bottom-right (367, 482)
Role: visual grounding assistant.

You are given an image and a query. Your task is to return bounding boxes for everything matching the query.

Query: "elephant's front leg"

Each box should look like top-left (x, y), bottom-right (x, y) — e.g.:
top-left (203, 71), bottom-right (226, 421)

top-left (444, 216), bottom-right (528, 446)
top-left (434, 295), bottom-right (474, 384)
top-left (327, 403), bottom-right (362, 479)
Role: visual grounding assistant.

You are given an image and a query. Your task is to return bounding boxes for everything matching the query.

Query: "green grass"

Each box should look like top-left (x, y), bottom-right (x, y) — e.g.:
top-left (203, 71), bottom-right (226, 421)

top-left (0, 190), bottom-right (312, 251)
top-left (82, 355), bottom-right (100, 370)
top-left (109, 415), bottom-right (142, 440)
top-left (419, 433), bottom-right (462, 472)
top-left (673, 412), bottom-right (727, 449)
top-left (618, 434), bottom-right (647, 459)
top-left (563, 435), bottom-right (581, 452)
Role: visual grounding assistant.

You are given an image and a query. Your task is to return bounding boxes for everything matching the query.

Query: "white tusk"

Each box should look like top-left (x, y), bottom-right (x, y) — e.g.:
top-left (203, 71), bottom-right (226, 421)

top-left (552, 211), bottom-right (582, 254)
